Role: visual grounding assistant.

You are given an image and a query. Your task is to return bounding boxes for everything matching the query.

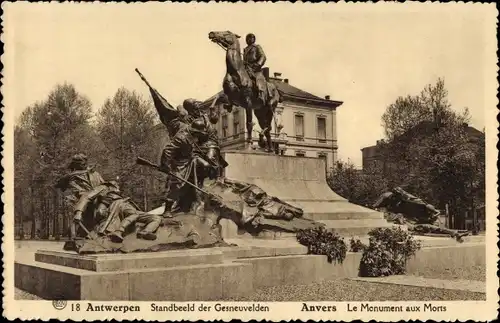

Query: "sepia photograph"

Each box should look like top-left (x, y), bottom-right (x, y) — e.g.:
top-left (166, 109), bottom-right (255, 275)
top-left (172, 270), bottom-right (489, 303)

top-left (2, 2), bottom-right (498, 321)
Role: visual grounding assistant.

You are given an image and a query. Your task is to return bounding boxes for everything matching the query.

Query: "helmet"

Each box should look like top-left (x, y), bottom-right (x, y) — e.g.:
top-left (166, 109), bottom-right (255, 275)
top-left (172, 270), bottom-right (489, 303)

top-left (183, 98), bottom-right (200, 114)
top-left (189, 118), bottom-right (207, 135)
top-left (68, 153), bottom-right (88, 170)
top-left (246, 33), bottom-right (256, 40)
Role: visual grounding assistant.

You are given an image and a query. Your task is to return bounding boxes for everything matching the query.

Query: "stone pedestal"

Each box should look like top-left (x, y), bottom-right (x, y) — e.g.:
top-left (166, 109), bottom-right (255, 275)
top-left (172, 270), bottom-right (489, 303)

top-left (14, 238), bottom-right (485, 300)
top-left (219, 151), bottom-right (392, 238)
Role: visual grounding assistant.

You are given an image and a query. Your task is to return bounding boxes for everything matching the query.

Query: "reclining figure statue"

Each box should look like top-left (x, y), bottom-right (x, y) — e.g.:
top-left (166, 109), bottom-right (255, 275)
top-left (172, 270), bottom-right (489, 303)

top-left (373, 187), bottom-right (470, 242)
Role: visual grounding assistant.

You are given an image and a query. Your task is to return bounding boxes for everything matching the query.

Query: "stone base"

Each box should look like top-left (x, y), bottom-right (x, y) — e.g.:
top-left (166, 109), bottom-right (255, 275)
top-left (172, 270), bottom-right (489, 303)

top-left (220, 151), bottom-right (391, 238)
top-left (15, 238), bottom-right (485, 300)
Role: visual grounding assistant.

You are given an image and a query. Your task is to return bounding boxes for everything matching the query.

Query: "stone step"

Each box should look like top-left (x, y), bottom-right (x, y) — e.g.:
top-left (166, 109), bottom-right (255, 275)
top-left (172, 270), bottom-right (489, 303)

top-left (15, 259), bottom-right (253, 301)
top-left (35, 243), bottom-right (310, 273)
top-left (289, 200), bottom-right (378, 214)
top-left (318, 219), bottom-right (393, 228)
top-left (329, 226), bottom-right (395, 237)
top-left (304, 212), bottom-right (384, 221)
top-left (345, 233), bottom-right (486, 248)
top-left (35, 249), bottom-right (225, 272)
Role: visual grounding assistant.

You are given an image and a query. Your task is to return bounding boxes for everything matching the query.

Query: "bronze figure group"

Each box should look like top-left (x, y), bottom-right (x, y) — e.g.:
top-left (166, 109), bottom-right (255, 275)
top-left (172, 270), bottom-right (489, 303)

top-left (55, 33), bottom-right (322, 254)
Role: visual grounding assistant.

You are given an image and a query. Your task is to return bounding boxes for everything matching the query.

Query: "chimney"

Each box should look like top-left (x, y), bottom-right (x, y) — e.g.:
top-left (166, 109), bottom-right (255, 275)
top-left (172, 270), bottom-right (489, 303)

top-left (273, 72), bottom-right (282, 81)
top-left (262, 67), bottom-right (270, 81)
top-left (325, 95), bottom-right (330, 100)
top-left (284, 78), bottom-right (289, 83)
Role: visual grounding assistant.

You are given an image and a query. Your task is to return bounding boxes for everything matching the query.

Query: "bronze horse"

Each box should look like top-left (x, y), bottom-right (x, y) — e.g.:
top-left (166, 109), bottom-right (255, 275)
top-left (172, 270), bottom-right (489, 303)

top-left (208, 30), bottom-right (281, 152)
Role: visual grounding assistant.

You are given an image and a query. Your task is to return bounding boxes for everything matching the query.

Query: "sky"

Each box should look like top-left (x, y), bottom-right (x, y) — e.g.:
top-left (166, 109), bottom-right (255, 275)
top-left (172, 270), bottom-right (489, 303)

top-left (3, 3), bottom-right (496, 167)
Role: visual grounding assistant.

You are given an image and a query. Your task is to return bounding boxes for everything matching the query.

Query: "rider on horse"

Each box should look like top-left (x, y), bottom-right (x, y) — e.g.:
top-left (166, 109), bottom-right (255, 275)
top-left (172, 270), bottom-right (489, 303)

top-left (243, 33), bottom-right (268, 106)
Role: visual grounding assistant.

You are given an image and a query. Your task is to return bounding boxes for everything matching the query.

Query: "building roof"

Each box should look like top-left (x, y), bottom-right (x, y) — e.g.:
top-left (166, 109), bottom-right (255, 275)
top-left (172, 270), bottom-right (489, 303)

top-left (361, 121), bottom-right (484, 152)
top-left (360, 145), bottom-right (378, 151)
top-left (401, 121), bottom-right (484, 142)
top-left (464, 125), bottom-right (484, 139)
top-left (269, 78), bottom-right (343, 109)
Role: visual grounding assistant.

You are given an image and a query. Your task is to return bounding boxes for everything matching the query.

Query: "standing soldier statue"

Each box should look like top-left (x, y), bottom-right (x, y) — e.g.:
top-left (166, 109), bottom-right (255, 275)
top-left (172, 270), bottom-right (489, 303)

top-left (160, 119), bottom-right (213, 218)
top-left (243, 33), bottom-right (268, 106)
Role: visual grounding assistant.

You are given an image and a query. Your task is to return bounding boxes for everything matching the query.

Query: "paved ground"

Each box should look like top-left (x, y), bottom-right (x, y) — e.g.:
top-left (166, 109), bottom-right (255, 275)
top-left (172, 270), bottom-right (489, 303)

top-left (15, 289), bottom-right (44, 300)
top-left (351, 275), bottom-right (485, 293)
top-left (226, 279), bottom-right (486, 301)
top-left (16, 278), bottom-right (485, 302)
top-left (409, 264), bottom-right (486, 282)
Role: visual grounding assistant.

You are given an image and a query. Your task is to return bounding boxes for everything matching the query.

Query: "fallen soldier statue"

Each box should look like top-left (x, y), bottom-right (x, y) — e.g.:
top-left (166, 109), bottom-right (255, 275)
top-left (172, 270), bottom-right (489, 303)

top-left (203, 177), bottom-right (323, 234)
top-left (374, 187), bottom-right (470, 242)
top-left (61, 178), bottom-right (227, 254)
top-left (62, 157), bottom-right (322, 254)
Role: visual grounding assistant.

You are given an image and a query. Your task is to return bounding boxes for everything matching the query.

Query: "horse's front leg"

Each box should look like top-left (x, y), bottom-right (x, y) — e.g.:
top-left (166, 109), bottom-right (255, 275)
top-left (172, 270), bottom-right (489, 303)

top-left (222, 75), bottom-right (238, 113)
top-left (245, 107), bottom-right (253, 145)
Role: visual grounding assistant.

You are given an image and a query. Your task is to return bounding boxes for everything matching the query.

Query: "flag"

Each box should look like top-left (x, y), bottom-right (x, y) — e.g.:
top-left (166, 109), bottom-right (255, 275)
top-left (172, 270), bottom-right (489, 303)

top-left (135, 68), bottom-right (179, 126)
top-left (148, 85), bottom-right (180, 126)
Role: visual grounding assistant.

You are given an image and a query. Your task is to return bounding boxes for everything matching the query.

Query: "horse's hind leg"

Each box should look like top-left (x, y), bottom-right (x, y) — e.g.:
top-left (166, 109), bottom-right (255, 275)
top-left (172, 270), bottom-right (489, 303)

top-left (265, 128), bottom-right (273, 152)
top-left (256, 108), bottom-right (274, 153)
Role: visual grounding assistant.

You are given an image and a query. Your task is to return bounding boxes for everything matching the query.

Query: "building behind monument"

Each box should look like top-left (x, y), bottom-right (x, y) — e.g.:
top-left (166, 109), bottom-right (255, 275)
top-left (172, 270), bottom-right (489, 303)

top-left (209, 69), bottom-right (343, 171)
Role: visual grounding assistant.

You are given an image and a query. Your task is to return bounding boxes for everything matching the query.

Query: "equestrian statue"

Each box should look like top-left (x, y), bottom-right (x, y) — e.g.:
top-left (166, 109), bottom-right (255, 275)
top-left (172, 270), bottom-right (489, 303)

top-left (208, 31), bottom-right (281, 152)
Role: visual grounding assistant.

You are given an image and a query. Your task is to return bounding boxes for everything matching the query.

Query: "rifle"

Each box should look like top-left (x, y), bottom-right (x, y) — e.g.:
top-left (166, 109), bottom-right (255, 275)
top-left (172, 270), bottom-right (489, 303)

top-left (136, 157), bottom-right (222, 201)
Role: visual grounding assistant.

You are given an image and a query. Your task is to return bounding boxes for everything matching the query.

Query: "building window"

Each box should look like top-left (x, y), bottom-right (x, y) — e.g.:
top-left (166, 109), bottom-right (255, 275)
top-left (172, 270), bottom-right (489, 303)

top-left (295, 114), bottom-right (304, 140)
top-left (296, 151), bottom-right (305, 157)
top-left (221, 114), bottom-right (228, 138)
top-left (318, 152), bottom-right (328, 173)
top-left (233, 110), bottom-right (240, 137)
top-left (318, 152), bottom-right (328, 165)
top-left (317, 117), bottom-right (327, 143)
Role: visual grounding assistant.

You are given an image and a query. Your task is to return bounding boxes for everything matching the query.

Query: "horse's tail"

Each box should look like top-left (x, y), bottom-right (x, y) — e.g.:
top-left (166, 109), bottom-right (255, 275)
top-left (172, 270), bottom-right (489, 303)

top-left (268, 82), bottom-right (281, 109)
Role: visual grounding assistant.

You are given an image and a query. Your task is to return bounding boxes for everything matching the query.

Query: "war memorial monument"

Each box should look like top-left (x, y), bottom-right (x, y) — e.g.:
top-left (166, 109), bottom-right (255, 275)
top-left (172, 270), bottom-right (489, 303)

top-left (14, 30), bottom-right (487, 302)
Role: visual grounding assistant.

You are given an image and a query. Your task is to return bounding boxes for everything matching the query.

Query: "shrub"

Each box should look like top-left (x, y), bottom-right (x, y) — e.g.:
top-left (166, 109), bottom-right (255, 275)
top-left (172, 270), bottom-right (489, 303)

top-left (349, 237), bottom-right (367, 252)
top-left (359, 227), bottom-right (421, 277)
top-left (296, 226), bottom-right (347, 264)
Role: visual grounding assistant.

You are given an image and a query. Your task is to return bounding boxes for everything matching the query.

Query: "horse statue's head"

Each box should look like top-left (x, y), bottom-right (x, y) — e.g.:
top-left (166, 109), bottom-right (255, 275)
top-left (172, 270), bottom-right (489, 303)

top-left (208, 31), bottom-right (241, 50)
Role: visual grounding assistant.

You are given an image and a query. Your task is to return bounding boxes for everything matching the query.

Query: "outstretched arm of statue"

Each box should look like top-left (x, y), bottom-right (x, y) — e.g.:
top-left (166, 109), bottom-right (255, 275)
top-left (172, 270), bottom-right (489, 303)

top-left (208, 106), bottom-right (220, 124)
top-left (72, 186), bottom-right (107, 223)
top-left (255, 45), bottom-right (267, 68)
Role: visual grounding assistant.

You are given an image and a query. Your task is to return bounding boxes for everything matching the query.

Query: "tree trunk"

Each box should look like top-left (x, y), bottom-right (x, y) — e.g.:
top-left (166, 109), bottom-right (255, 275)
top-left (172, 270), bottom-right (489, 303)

top-left (16, 187), bottom-right (24, 239)
top-left (142, 169), bottom-right (148, 211)
top-left (445, 203), bottom-right (449, 228)
top-left (30, 186), bottom-right (36, 239)
top-left (42, 191), bottom-right (49, 239)
top-left (62, 209), bottom-right (68, 238)
top-left (53, 190), bottom-right (60, 240)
